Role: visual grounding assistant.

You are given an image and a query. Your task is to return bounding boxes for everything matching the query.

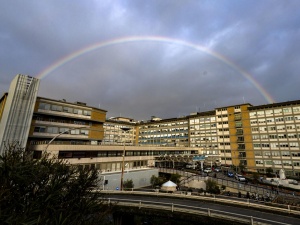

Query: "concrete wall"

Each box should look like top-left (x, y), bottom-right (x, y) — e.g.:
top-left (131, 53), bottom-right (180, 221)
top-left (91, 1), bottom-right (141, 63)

top-left (98, 168), bottom-right (159, 190)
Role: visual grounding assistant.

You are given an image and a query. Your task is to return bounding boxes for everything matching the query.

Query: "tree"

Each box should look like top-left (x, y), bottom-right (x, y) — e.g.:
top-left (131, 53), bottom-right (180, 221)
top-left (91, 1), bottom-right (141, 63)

top-left (150, 175), bottom-right (160, 187)
top-left (205, 179), bottom-right (220, 194)
top-left (123, 179), bottom-right (134, 189)
top-left (150, 175), bottom-right (166, 187)
top-left (170, 173), bottom-right (181, 185)
top-left (238, 162), bottom-right (246, 174)
top-left (266, 167), bottom-right (273, 177)
top-left (252, 172), bottom-right (260, 183)
top-left (0, 144), bottom-right (112, 225)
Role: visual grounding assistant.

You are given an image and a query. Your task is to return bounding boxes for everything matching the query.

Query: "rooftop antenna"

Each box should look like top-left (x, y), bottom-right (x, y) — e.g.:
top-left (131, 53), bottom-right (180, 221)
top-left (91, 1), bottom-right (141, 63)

top-left (242, 96), bottom-right (245, 104)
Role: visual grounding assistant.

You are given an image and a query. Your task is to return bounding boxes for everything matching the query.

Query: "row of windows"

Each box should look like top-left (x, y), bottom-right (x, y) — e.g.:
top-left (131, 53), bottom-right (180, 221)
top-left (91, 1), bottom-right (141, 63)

top-left (220, 150), bottom-right (232, 153)
top-left (254, 151), bottom-right (300, 157)
top-left (250, 116), bottom-right (300, 124)
top-left (34, 126), bottom-right (89, 135)
top-left (253, 143), bottom-right (299, 148)
top-left (139, 134), bottom-right (188, 140)
top-left (255, 160), bottom-right (299, 166)
top-left (221, 157), bottom-right (232, 160)
top-left (219, 128), bottom-right (229, 131)
top-left (250, 107), bottom-right (300, 117)
top-left (252, 125), bottom-right (300, 132)
top-left (58, 150), bottom-right (194, 158)
top-left (39, 102), bottom-right (91, 116)
top-left (140, 128), bottom-right (188, 134)
top-left (140, 121), bottom-right (188, 129)
top-left (190, 124), bottom-right (216, 129)
top-left (252, 134), bottom-right (300, 140)
top-left (35, 116), bottom-right (89, 126)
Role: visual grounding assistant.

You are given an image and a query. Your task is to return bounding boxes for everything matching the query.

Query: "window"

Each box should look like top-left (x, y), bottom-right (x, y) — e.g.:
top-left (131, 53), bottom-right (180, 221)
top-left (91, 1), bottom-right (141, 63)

top-left (268, 126), bottom-right (276, 131)
top-left (83, 110), bottom-right (91, 116)
top-left (39, 102), bottom-right (50, 110)
top-left (254, 151), bottom-right (262, 156)
top-left (256, 160), bottom-right (263, 165)
top-left (51, 105), bottom-right (62, 111)
top-left (265, 110), bottom-right (273, 115)
top-left (47, 127), bottom-right (58, 134)
top-left (257, 111), bottom-right (264, 116)
top-left (290, 142), bottom-right (299, 148)
top-left (250, 120), bottom-right (257, 124)
top-left (58, 151), bottom-right (73, 158)
top-left (63, 107), bottom-right (73, 113)
top-left (59, 127), bottom-right (70, 134)
top-left (282, 149), bottom-right (293, 156)
top-left (285, 116), bottom-right (294, 121)
top-left (71, 129), bottom-right (80, 135)
top-left (34, 126), bottom-right (46, 133)
top-left (283, 107), bottom-right (291, 114)
top-left (271, 151), bottom-right (280, 156)
top-left (293, 107), bottom-right (300, 112)
top-left (80, 129), bottom-right (89, 135)
top-left (274, 109), bottom-right (282, 114)
top-left (252, 135), bottom-right (259, 140)
top-left (292, 152), bottom-right (300, 157)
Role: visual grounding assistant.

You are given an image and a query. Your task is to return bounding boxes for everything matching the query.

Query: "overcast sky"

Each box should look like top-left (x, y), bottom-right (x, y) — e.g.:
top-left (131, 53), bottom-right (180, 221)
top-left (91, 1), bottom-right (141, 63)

top-left (1, 0), bottom-right (299, 121)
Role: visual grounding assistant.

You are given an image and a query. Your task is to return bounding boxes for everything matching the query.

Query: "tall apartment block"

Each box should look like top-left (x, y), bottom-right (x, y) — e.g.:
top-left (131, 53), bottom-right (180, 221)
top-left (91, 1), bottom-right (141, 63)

top-left (0, 74), bottom-right (39, 154)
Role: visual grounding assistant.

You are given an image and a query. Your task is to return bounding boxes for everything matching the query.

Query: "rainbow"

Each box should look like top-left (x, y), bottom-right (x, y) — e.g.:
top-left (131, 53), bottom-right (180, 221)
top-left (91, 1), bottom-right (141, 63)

top-left (36, 36), bottom-right (275, 103)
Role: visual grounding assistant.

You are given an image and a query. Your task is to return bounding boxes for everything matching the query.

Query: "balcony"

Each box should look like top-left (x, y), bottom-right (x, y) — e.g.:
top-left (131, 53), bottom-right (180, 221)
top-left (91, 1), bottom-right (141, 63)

top-left (235, 124), bottom-right (243, 128)
top-left (236, 129), bottom-right (243, 135)
top-left (234, 115), bottom-right (242, 121)
top-left (238, 144), bottom-right (245, 150)
top-left (237, 137), bottom-right (244, 142)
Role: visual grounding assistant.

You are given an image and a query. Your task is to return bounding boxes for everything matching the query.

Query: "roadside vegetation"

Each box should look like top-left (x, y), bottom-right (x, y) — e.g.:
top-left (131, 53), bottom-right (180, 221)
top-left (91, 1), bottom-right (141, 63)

top-left (0, 143), bottom-right (112, 225)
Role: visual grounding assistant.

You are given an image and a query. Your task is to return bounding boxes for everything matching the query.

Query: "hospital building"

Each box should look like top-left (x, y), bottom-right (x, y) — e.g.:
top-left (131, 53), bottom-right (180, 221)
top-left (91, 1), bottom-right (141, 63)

top-left (1, 74), bottom-right (300, 187)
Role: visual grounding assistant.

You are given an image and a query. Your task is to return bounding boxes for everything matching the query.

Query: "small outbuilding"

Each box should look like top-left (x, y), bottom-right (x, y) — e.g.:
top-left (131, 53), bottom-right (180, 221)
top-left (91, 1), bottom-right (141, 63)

top-left (160, 180), bottom-right (177, 193)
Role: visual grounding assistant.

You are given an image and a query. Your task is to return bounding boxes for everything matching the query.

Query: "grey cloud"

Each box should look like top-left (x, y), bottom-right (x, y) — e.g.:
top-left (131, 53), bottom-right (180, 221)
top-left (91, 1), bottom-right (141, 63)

top-left (1, 0), bottom-right (300, 120)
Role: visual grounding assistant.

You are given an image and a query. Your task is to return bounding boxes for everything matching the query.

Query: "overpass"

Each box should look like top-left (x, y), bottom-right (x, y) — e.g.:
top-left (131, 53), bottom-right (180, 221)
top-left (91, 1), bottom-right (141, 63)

top-left (102, 190), bottom-right (300, 225)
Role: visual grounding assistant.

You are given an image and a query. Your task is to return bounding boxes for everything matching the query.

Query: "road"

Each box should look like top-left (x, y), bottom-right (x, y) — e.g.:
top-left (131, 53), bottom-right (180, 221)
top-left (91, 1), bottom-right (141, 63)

top-left (105, 193), bottom-right (300, 225)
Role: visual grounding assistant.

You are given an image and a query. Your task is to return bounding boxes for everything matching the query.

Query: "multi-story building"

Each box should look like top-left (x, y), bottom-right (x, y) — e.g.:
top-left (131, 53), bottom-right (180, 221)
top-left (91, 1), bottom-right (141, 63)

top-left (0, 74), bottom-right (39, 154)
top-left (103, 117), bottom-right (137, 146)
top-left (25, 96), bottom-right (198, 173)
top-left (138, 116), bottom-right (189, 147)
top-left (248, 101), bottom-right (300, 177)
top-left (28, 96), bottom-right (107, 158)
top-left (2, 74), bottom-right (300, 178)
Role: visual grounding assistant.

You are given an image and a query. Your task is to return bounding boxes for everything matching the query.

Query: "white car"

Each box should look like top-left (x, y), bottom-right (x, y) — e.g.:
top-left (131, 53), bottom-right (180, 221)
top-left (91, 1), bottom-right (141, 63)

top-left (186, 164), bottom-right (196, 169)
top-left (235, 174), bottom-right (246, 182)
top-left (203, 168), bottom-right (212, 173)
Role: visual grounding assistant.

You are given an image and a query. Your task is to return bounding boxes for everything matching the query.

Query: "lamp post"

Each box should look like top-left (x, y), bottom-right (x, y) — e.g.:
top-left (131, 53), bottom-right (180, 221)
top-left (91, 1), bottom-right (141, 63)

top-left (44, 126), bottom-right (89, 153)
top-left (120, 127), bottom-right (131, 191)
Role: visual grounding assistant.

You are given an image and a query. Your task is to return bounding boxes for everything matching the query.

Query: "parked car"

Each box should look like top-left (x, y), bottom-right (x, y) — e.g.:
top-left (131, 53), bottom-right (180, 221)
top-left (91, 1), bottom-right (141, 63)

top-left (214, 167), bottom-right (222, 172)
top-left (227, 171), bottom-right (234, 177)
top-left (185, 164), bottom-right (196, 169)
top-left (235, 174), bottom-right (246, 182)
top-left (204, 168), bottom-right (212, 173)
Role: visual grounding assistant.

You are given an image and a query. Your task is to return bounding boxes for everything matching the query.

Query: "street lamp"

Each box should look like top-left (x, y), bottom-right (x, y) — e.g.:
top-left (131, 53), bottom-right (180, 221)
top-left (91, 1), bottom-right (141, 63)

top-left (120, 127), bottom-right (131, 191)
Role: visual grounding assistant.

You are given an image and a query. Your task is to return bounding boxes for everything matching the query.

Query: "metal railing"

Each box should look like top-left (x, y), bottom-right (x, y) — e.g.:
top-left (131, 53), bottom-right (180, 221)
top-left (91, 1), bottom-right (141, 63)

top-left (104, 196), bottom-right (296, 225)
top-left (101, 190), bottom-right (300, 215)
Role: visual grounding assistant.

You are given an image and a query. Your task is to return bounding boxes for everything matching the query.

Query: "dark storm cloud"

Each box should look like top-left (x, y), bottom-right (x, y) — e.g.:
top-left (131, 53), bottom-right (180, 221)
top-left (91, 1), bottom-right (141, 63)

top-left (1, 0), bottom-right (300, 120)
